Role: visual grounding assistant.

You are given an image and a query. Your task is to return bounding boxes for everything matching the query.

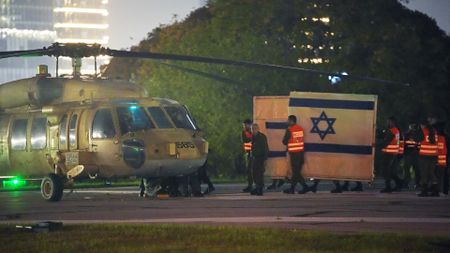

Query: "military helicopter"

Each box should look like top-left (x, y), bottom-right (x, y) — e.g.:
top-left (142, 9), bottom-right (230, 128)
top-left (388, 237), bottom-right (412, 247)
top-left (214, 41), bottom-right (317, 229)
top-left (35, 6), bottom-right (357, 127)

top-left (0, 43), bottom-right (405, 202)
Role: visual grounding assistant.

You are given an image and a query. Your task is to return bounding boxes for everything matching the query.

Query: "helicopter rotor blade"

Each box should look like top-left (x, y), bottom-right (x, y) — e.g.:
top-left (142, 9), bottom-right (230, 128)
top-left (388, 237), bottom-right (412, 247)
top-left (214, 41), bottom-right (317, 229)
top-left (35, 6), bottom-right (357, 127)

top-left (108, 49), bottom-right (409, 86)
top-left (0, 43), bottom-right (409, 86)
top-left (0, 49), bottom-right (48, 59)
top-left (160, 63), bottom-right (247, 87)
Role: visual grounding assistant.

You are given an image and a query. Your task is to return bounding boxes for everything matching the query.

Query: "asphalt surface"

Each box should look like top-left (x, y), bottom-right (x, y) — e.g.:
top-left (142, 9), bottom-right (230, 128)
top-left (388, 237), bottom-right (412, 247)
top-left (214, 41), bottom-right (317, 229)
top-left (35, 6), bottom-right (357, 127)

top-left (1, 183), bottom-right (450, 235)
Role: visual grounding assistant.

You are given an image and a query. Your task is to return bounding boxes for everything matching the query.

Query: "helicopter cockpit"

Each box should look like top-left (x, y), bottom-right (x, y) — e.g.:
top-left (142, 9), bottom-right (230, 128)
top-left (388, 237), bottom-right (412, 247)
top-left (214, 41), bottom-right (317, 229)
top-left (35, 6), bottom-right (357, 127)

top-left (115, 103), bottom-right (198, 136)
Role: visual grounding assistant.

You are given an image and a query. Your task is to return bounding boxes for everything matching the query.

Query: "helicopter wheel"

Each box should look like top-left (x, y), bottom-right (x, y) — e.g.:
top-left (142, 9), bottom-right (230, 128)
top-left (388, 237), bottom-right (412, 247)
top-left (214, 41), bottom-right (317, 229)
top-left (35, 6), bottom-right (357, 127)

top-left (41, 173), bottom-right (64, 202)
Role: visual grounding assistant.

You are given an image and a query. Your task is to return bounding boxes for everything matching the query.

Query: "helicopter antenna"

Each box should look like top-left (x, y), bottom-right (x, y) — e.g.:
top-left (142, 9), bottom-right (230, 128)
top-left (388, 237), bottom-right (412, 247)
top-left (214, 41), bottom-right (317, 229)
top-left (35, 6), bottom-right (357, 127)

top-left (94, 56), bottom-right (98, 78)
top-left (55, 56), bottom-right (59, 77)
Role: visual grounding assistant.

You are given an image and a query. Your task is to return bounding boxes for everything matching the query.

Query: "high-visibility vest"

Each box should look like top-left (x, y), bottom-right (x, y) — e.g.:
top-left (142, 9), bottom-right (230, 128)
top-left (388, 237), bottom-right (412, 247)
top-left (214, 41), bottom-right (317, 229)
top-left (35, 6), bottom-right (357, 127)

top-left (437, 135), bottom-right (447, 167)
top-left (399, 139), bottom-right (405, 155)
top-left (382, 127), bottom-right (400, 154)
top-left (419, 128), bottom-right (438, 156)
top-left (287, 124), bottom-right (304, 153)
top-left (405, 138), bottom-right (418, 149)
top-left (243, 130), bottom-right (252, 152)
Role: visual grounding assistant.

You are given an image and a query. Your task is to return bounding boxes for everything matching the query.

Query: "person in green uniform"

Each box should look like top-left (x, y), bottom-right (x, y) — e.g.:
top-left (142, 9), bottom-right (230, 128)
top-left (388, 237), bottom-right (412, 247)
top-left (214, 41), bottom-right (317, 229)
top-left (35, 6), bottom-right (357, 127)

top-left (402, 123), bottom-right (421, 189)
top-left (250, 124), bottom-right (269, 196)
top-left (242, 119), bottom-right (254, 193)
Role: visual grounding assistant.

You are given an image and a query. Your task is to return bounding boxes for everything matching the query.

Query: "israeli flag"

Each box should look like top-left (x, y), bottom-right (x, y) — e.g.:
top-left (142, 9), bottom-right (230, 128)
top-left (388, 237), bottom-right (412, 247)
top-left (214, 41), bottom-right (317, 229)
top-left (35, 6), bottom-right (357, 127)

top-left (289, 92), bottom-right (378, 181)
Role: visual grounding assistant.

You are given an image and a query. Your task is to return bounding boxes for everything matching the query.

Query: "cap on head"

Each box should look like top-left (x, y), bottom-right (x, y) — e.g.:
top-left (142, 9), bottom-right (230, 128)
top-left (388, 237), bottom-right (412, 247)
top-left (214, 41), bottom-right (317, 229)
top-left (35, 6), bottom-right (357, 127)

top-left (243, 119), bottom-right (252, 124)
top-left (288, 115), bottom-right (297, 123)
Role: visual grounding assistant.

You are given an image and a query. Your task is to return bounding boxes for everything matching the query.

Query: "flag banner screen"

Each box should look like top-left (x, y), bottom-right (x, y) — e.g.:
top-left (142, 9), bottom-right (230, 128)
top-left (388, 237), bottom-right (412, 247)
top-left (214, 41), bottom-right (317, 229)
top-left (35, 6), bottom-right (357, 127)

top-left (253, 96), bottom-right (291, 179)
top-left (288, 92), bottom-right (377, 181)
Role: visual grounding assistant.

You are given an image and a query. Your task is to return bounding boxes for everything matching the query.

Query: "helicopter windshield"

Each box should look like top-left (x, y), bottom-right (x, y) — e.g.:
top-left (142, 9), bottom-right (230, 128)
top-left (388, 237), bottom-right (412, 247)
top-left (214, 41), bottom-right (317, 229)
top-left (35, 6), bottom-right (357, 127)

top-left (117, 106), bottom-right (154, 135)
top-left (165, 106), bottom-right (197, 130)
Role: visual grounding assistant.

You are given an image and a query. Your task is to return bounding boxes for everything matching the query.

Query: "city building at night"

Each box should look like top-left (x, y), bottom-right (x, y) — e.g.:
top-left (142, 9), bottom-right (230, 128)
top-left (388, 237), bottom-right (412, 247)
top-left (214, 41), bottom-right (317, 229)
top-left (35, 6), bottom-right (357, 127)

top-left (0, 0), bottom-right (109, 82)
top-left (0, 0), bottom-right (56, 83)
top-left (296, 1), bottom-right (335, 65)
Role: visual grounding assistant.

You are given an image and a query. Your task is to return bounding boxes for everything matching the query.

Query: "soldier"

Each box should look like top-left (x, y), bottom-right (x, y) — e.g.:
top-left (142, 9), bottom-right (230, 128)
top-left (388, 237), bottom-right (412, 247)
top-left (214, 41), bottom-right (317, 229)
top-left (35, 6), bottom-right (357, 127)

top-left (416, 119), bottom-right (439, 197)
top-left (250, 124), bottom-right (269, 196)
top-left (241, 119), bottom-right (254, 193)
top-left (403, 123), bottom-right (421, 189)
top-left (282, 115), bottom-right (312, 194)
top-left (198, 158), bottom-right (215, 195)
top-left (379, 116), bottom-right (403, 193)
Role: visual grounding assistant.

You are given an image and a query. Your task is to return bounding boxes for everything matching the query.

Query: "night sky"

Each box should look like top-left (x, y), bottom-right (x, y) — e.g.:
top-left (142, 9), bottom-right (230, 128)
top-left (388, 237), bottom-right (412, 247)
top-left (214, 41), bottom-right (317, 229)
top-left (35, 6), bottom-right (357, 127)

top-left (108, 0), bottom-right (450, 49)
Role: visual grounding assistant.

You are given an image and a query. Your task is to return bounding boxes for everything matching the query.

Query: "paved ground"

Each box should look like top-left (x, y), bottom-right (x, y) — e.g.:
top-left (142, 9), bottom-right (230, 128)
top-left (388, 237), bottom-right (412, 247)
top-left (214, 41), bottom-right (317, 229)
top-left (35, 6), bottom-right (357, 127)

top-left (1, 183), bottom-right (450, 235)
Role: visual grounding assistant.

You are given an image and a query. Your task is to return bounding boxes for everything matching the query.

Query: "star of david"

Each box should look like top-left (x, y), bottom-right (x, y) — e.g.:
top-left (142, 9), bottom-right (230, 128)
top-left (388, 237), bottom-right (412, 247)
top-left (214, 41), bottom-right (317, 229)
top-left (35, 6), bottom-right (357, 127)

top-left (310, 111), bottom-right (336, 140)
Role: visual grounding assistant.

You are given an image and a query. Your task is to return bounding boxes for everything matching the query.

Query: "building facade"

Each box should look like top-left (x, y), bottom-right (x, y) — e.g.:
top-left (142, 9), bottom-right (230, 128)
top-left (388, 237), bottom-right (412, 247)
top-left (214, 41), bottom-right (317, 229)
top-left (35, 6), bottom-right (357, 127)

top-left (0, 0), bottom-right (109, 83)
top-left (0, 0), bottom-right (56, 83)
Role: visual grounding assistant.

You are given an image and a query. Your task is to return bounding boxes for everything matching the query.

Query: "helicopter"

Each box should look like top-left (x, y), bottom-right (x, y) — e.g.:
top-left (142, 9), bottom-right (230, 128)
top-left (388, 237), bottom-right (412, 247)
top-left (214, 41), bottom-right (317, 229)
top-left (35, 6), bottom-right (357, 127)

top-left (0, 43), bottom-right (406, 202)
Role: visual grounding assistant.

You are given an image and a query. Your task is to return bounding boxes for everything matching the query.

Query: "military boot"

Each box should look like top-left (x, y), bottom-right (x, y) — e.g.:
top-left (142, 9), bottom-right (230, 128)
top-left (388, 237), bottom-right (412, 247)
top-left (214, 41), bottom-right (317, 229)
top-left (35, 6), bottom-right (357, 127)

top-left (283, 183), bottom-right (296, 194)
top-left (309, 181), bottom-right (319, 193)
top-left (256, 187), bottom-right (264, 196)
top-left (242, 185), bottom-right (252, 193)
top-left (203, 186), bottom-right (215, 195)
top-left (351, 182), bottom-right (363, 192)
top-left (266, 180), bottom-right (277, 190)
top-left (380, 180), bottom-right (393, 193)
top-left (429, 184), bottom-right (440, 197)
top-left (417, 185), bottom-right (428, 197)
top-left (298, 184), bottom-right (312, 194)
top-left (341, 181), bottom-right (349, 192)
top-left (331, 183), bottom-right (342, 193)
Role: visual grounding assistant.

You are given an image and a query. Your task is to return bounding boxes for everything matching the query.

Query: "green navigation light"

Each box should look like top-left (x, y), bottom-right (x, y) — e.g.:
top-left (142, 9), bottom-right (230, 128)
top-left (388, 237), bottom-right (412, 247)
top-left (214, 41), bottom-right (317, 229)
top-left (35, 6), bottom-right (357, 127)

top-left (2, 177), bottom-right (26, 188)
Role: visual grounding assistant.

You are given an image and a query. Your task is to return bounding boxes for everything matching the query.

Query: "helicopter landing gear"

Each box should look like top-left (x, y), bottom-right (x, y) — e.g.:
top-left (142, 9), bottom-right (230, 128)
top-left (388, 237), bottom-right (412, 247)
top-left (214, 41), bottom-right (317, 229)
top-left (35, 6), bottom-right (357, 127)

top-left (41, 173), bottom-right (64, 202)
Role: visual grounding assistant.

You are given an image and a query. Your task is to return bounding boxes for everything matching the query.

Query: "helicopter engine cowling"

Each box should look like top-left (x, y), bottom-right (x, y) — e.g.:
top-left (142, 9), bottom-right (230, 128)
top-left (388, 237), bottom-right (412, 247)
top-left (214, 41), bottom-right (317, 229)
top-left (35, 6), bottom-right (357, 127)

top-left (0, 77), bottom-right (62, 110)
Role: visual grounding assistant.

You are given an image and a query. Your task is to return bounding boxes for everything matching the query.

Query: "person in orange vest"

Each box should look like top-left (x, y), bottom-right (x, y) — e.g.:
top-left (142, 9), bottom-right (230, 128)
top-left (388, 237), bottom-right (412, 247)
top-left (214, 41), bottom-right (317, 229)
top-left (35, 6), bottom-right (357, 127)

top-left (379, 116), bottom-right (403, 193)
top-left (435, 122), bottom-right (447, 195)
top-left (416, 119), bottom-right (439, 197)
top-left (241, 119), bottom-right (254, 193)
top-left (282, 115), bottom-right (312, 194)
top-left (402, 123), bottom-right (421, 189)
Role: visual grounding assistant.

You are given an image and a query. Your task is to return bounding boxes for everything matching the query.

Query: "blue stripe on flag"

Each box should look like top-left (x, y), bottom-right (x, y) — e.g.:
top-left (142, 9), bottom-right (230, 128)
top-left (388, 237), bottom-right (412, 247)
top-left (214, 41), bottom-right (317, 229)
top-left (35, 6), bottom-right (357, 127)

top-left (289, 98), bottom-right (374, 110)
top-left (266, 122), bottom-right (288, 129)
top-left (268, 151), bottom-right (286, 158)
top-left (305, 143), bottom-right (372, 155)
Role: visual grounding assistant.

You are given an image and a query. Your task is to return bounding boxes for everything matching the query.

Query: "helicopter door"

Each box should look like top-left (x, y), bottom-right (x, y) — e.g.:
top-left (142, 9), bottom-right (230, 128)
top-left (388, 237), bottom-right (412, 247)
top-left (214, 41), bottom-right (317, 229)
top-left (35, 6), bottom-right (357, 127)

top-left (68, 111), bottom-right (81, 150)
top-left (90, 108), bottom-right (122, 174)
top-left (59, 114), bottom-right (68, 151)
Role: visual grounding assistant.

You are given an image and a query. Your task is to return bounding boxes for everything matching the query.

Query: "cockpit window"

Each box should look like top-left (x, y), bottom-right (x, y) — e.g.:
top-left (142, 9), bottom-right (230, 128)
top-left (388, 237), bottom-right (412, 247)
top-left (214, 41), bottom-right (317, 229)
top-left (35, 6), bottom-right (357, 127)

top-left (165, 106), bottom-right (197, 130)
top-left (117, 106), bottom-right (154, 135)
top-left (147, 107), bottom-right (173, 129)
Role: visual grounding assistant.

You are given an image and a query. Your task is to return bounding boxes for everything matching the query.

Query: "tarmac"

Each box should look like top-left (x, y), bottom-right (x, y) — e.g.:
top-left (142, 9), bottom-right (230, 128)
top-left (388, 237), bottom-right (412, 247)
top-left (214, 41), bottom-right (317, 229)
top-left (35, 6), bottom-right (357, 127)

top-left (1, 183), bottom-right (449, 235)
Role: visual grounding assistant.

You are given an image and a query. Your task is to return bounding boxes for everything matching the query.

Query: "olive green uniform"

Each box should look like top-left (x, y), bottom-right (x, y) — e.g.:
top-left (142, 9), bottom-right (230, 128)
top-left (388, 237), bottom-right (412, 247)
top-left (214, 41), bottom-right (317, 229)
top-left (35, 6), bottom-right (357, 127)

top-left (251, 132), bottom-right (269, 191)
top-left (242, 130), bottom-right (253, 188)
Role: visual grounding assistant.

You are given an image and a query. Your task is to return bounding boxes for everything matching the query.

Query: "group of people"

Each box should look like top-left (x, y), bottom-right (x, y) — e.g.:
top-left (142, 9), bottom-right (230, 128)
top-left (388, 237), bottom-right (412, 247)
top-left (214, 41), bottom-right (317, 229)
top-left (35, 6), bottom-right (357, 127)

top-left (241, 115), bottom-right (448, 197)
top-left (241, 115), bottom-right (311, 196)
top-left (379, 116), bottom-right (448, 197)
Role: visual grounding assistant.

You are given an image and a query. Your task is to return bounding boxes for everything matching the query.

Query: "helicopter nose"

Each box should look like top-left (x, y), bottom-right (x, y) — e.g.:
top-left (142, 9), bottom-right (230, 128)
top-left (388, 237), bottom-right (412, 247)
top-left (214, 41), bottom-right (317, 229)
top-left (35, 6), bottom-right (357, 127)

top-left (122, 139), bottom-right (145, 169)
